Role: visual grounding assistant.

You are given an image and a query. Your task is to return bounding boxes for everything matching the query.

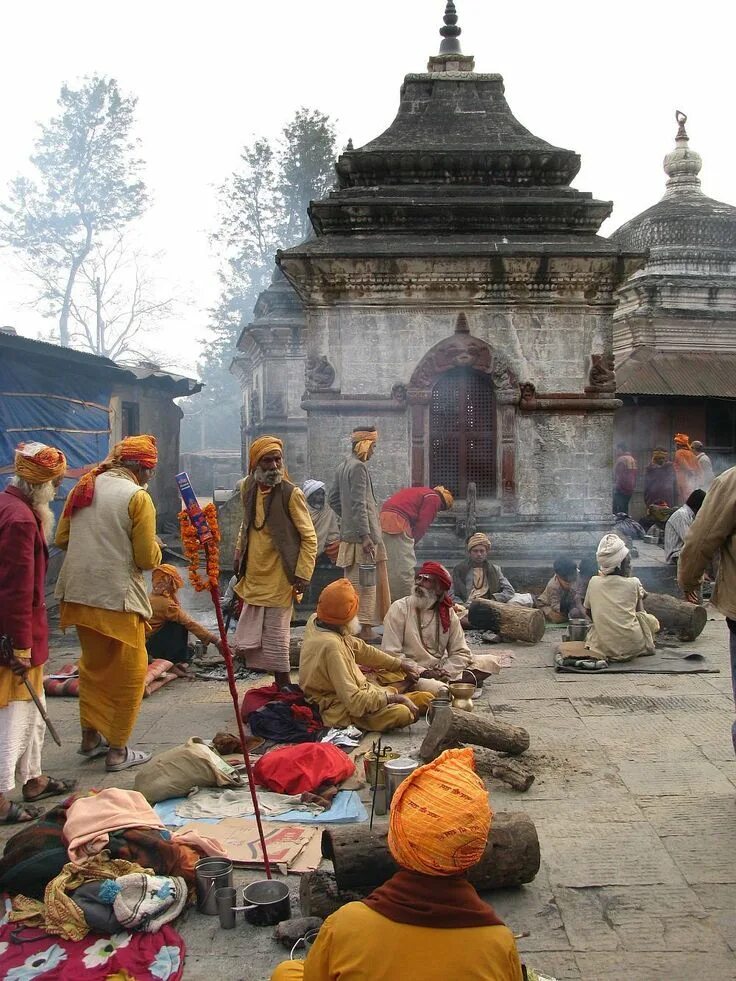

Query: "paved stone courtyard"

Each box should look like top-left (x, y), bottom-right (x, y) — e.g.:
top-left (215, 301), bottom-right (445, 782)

top-left (6, 589), bottom-right (736, 981)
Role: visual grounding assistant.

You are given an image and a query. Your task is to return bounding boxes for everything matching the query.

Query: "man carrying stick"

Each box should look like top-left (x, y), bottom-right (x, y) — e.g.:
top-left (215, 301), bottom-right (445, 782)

top-left (0, 443), bottom-right (75, 823)
top-left (232, 437), bottom-right (317, 688)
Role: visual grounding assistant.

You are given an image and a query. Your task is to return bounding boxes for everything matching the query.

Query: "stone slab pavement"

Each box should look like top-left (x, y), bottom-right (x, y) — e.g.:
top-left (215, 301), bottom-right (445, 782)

top-left (4, 588), bottom-right (736, 981)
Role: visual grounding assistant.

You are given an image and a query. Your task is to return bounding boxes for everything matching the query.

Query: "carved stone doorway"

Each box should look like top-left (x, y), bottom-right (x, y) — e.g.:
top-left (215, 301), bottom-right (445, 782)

top-left (429, 367), bottom-right (496, 498)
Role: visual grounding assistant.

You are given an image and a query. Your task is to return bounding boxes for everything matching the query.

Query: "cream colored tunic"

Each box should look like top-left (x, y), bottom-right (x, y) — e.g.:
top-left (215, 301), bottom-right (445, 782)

top-left (584, 575), bottom-right (659, 662)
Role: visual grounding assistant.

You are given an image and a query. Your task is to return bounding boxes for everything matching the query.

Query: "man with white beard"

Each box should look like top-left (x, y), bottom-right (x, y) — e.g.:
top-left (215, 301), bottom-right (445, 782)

top-left (0, 442), bottom-right (76, 823)
top-left (299, 579), bottom-right (433, 731)
top-left (383, 562), bottom-right (512, 694)
top-left (233, 436), bottom-right (317, 688)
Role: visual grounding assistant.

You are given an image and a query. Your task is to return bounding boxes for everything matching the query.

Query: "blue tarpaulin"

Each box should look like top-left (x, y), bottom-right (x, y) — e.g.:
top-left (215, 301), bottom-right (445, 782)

top-left (0, 358), bottom-right (113, 507)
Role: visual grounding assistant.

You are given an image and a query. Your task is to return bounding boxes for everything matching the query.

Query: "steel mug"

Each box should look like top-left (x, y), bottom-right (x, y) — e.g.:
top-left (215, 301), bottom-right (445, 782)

top-left (195, 858), bottom-right (234, 915)
top-left (216, 886), bottom-right (237, 929)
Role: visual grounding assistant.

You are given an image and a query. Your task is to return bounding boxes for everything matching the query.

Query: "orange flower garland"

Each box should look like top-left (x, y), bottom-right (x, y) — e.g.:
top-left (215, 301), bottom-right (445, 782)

top-left (178, 503), bottom-right (221, 592)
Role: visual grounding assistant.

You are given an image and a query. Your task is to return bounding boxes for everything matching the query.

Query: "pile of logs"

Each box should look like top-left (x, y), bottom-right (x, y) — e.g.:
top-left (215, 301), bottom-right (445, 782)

top-left (420, 706), bottom-right (534, 792)
top-left (300, 816), bottom-right (541, 918)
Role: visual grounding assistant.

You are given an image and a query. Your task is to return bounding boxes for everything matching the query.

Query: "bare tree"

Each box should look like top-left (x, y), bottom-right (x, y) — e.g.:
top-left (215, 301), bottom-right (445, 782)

top-left (65, 234), bottom-right (176, 361)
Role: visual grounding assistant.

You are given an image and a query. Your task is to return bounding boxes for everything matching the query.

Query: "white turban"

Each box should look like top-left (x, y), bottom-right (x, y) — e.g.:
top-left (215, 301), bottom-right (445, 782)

top-left (302, 479), bottom-right (325, 500)
top-left (596, 534), bottom-right (629, 575)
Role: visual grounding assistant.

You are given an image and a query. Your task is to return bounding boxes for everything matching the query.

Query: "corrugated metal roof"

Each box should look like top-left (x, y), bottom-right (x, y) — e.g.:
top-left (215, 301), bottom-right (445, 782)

top-left (617, 353), bottom-right (736, 398)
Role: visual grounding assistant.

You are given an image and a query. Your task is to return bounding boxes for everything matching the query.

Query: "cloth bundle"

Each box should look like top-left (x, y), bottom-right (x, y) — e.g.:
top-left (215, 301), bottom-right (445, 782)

top-left (134, 739), bottom-right (243, 804)
top-left (241, 683), bottom-right (323, 743)
top-left (253, 743), bottom-right (355, 795)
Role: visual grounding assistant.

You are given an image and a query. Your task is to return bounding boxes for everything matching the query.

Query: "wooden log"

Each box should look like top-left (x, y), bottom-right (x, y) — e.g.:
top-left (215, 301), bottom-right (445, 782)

top-left (420, 707), bottom-right (530, 761)
top-left (470, 598), bottom-right (546, 643)
top-left (643, 592), bottom-right (707, 641)
top-left (321, 812), bottom-right (540, 893)
top-left (299, 870), bottom-right (364, 919)
top-left (472, 747), bottom-right (535, 791)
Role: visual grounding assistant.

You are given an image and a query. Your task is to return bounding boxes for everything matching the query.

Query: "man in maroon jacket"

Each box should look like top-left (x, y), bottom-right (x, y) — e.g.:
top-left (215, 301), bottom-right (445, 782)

top-left (0, 442), bottom-right (75, 823)
top-left (380, 486), bottom-right (454, 601)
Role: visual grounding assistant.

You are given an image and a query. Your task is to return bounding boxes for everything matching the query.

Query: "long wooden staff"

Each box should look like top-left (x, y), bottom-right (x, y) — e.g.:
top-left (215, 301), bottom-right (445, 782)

top-left (176, 473), bottom-right (271, 878)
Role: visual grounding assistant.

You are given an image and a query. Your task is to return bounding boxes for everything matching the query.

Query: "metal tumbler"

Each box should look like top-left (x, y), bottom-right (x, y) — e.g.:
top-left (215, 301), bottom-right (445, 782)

top-left (216, 886), bottom-right (237, 929)
top-left (195, 858), bottom-right (234, 915)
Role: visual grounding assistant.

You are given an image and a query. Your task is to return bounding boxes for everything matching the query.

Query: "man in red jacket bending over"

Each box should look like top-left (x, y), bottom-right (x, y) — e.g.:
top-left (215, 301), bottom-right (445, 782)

top-left (0, 442), bottom-right (76, 824)
top-left (380, 486), bottom-right (454, 602)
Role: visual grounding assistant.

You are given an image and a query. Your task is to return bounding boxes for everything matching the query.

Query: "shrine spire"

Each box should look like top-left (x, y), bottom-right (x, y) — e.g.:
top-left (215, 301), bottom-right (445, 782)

top-left (438, 1), bottom-right (462, 54)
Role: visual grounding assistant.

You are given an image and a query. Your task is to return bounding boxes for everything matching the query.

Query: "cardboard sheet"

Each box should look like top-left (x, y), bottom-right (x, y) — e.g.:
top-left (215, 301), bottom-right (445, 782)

top-left (177, 817), bottom-right (319, 871)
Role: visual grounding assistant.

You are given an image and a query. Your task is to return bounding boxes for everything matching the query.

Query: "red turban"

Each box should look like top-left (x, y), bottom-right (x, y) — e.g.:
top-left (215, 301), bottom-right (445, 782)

top-left (417, 561), bottom-right (453, 631)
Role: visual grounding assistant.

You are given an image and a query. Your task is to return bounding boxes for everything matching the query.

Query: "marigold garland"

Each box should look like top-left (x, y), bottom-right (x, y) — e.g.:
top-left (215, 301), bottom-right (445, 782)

top-left (178, 503), bottom-right (221, 592)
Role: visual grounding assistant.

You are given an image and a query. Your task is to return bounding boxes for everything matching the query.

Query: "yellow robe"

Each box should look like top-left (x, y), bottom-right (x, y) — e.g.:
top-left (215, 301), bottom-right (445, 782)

top-left (55, 490), bottom-right (161, 746)
top-left (271, 901), bottom-right (524, 981)
top-left (235, 486), bottom-right (317, 608)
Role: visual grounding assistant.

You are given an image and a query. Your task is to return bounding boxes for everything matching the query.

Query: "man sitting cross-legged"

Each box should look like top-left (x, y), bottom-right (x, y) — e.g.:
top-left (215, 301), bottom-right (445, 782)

top-left (382, 561), bottom-right (511, 694)
top-left (299, 579), bottom-right (433, 732)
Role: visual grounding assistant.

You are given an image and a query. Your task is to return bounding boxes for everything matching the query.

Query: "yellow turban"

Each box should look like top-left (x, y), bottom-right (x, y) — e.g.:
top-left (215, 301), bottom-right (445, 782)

top-left (388, 747), bottom-right (492, 876)
top-left (249, 435), bottom-right (284, 473)
top-left (14, 441), bottom-right (67, 484)
top-left (152, 564), bottom-right (184, 591)
top-left (467, 532), bottom-right (491, 552)
top-left (433, 486), bottom-right (454, 510)
top-left (351, 427), bottom-right (377, 463)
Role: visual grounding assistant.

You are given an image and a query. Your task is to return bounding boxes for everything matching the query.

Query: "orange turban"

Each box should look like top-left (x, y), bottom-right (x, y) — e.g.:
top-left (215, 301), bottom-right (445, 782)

top-left (152, 564), bottom-right (184, 591)
top-left (316, 578), bottom-right (359, 625)
top-left (388, 747), bottom-right (492, 876)
top-left (249, 436), bottom-right (284, 473)
top-left (351, 427), bottom-right (377, 462)
top-left (63, 434), bottom-right (157, 518)
top-left (14, 441), bottom-right (67, 484)
top-left (674, 433), bottom-right (691, 449)
top-left (433, 486), bottom-right (454, 510)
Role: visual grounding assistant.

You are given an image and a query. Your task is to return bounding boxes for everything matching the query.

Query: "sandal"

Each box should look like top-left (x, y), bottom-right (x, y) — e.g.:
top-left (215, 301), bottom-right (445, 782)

top-left (106, 747), bottom-right (152, 772)
top-left (0, 801), bottom-right (41, 824)
top-left (78, 736), bottom-right (110, 760)
top-left (23, 776), bottom-right (77, 803)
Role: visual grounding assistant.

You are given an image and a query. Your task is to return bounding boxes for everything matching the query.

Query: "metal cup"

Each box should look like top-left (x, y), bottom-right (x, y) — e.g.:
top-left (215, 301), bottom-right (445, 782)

top-left (358, 563), bottom-right (377, 587)
top-left (216, 886), bottom-right (237, 929)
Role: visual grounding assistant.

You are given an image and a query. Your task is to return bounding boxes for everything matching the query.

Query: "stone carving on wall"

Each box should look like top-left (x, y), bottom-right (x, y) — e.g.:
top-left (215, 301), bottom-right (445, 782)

top-left (519, 382), bottom-right (537, 406)
top-left (264, 392), bottom-right (285, 416)
top-left (390, 383), bottom-right (408, 403)
top-left (249, 387), bottom-right (261, 425)
top-left (305, 354), bottom-right (336, 391)
top-left (585, 353), bottom-right (616, 394)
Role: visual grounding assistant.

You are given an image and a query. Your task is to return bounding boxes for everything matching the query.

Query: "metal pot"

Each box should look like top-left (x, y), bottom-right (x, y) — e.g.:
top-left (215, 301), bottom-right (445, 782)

top-left (363, 750), bottom-right (399, 786)
top-left (448, 682), bottom-right (475, 712)
top-left (358, 563), bottom-right (377, 587)
top-left (237, 879), bottom-right (291, 927)
top-left (195, 858), bottom-right (234, 915)
top-left (568, 618), bottom-right (589, 642)
top-left (426, 687), bottom-right (452, 726)
top-left (383, 756), bottom-right (419, 809)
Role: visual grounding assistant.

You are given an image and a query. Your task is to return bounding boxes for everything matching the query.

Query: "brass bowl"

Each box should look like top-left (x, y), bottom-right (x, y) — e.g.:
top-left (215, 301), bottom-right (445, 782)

top-left (449, 682), bottom-right (475, 712)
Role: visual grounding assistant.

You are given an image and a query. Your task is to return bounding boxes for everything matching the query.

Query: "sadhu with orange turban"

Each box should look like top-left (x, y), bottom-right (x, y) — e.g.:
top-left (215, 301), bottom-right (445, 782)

top-left (269, 748), bottom-right (524, 981)
top-left (147, 564), bottom-right (220, 667)
top-left (232, 434), bottom-right (316, 688)
top-left (54, 434), bottom-right (162, 773)
top-left (672, 433), bottom-right (702, 504)
top-left (0, 439), bottom-right (75, 820)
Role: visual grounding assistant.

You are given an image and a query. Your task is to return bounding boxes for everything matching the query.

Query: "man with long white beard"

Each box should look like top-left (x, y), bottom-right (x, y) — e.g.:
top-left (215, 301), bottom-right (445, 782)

top-left (233, 436), bottom-right (317, 688)
top-left (0, 442), bottom-right (76, 823)
top-left (383, 561), bottom-right (512, 694)
top-left (299, 579), bottom-right (433, 731)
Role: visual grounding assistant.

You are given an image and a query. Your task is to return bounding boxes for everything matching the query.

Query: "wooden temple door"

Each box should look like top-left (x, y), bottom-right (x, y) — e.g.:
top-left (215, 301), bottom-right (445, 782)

top-left (429, 367), bottom-right (496, 498)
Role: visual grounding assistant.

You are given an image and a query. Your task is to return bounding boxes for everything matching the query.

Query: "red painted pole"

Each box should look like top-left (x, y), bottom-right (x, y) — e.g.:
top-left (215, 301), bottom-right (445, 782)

top-left (208, 552), bottom-right (272, 879)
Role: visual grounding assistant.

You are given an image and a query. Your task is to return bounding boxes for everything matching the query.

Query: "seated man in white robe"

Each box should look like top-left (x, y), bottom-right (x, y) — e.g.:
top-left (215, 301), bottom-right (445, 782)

top-left (382, 561), bottom-right (511, 694)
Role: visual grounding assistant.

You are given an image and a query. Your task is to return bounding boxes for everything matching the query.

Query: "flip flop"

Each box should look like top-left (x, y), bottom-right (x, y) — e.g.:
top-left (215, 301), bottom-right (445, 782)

top-left (78, 736), bottom-right (110, 760)
top-left (0, 801), bottom-right (41, 824)
top-left (106, 747), bottom-right (152, 772)
top-left (23, 777), bottom-right (77, 803)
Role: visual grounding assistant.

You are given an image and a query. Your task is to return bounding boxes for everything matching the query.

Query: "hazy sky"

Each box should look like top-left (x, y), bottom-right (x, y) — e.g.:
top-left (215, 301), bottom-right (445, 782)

top-left (1, 0), bottom-right (733, 375)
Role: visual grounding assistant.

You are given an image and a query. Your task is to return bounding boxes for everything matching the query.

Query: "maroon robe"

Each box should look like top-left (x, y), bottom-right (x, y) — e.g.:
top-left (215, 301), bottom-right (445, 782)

top-left (0, 487), bottom-right (50, 665)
